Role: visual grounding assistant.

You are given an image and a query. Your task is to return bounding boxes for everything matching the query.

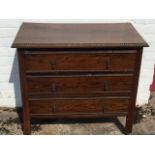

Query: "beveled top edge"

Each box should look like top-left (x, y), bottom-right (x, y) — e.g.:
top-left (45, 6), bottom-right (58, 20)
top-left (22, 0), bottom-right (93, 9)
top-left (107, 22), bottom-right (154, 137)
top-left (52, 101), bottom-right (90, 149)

top-left (12, 22), bottom-right (149, 48)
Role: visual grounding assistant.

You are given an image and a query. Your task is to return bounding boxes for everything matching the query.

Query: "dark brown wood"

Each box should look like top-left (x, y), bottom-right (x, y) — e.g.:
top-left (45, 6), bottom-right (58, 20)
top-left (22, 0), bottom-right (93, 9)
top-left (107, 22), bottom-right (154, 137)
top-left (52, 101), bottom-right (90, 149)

top-left (30, 113), bottom-right (127, 119)
top-left (29, 98), bottom-right (129, 114)
top-left (12, 23), bottom-right (149, 135)
top-left (12, 23), bottom-right (148, 48)
top-left (17, 49), bottom-right (31, 134)
top-left (28, 92), bottom-right (132, 99)
top-left (26, 75), bottom-right (133, 94)
top-left (24, 50), bottom-right (136, 72)
top-left (125, 48), bottom-right (143, 133)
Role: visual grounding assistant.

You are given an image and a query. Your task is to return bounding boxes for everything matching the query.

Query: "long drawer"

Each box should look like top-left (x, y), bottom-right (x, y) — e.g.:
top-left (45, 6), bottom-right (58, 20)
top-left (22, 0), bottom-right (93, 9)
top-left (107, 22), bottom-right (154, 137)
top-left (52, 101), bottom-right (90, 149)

top-left (25, 50), bottom-right (136, 72)
top-left (29, 97), bottom-right (129, 115)
top-left (27, 74), bottom-right (133, 95)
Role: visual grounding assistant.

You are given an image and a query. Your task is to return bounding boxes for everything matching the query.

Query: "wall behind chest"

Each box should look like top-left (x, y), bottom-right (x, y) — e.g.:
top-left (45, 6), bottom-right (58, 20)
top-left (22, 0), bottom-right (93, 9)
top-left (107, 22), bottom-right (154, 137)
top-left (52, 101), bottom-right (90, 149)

top-left (0, 19), bottom-right (154, 107)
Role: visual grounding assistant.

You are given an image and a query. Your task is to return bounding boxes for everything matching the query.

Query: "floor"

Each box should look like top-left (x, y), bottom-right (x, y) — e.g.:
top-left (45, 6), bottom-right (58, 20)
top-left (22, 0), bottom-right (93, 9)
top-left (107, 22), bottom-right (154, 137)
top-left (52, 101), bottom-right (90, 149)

top-left (0, 92), bottom-right (155, 135)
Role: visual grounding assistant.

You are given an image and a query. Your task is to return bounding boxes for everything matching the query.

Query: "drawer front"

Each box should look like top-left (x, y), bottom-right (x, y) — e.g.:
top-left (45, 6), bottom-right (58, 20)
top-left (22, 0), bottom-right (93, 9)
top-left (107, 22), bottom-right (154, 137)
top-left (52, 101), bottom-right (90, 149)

top-left (25, 51), bottom-right (136, 72)
top-left (29, 98), bottom-right (129, 114)
top-left (27, 75), bottom-right (133, 95)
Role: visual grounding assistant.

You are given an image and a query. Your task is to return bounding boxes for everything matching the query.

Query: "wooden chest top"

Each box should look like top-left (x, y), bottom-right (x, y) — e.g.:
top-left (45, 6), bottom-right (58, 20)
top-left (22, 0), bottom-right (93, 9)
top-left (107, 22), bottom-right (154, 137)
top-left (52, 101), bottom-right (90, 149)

top-left (12, 23), bottom-right (148, 48)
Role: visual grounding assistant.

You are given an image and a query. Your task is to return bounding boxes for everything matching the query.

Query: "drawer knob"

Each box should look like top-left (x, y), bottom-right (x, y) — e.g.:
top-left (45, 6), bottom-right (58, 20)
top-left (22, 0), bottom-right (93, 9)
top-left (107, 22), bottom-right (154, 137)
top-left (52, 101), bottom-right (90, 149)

top-left (105, 58), bottom-right (112, 69)
top-left (53, 104), bottom-right (56, 113)
top-left (103, 81), bottom-right (109, 91)
top-left (102, 104), bottom-right (105, 112)
top-left (50, 59), bottom-right (58, 69)
top-left (51, 82), bottom-right (56, 92)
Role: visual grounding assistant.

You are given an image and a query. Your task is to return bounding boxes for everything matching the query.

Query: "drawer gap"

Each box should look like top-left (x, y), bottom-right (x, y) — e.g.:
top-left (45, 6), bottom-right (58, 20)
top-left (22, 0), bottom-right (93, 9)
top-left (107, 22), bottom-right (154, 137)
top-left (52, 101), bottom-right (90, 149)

top-left (26, 70), bottom-right (135, 75)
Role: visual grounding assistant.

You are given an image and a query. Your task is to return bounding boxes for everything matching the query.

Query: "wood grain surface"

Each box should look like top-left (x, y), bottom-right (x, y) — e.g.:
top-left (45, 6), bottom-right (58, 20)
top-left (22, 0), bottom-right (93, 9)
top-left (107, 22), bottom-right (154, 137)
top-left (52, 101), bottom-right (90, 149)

top-left (12, 23), bottom-right (148, 48)
top-left (25, 50), bottom-right (136, 72)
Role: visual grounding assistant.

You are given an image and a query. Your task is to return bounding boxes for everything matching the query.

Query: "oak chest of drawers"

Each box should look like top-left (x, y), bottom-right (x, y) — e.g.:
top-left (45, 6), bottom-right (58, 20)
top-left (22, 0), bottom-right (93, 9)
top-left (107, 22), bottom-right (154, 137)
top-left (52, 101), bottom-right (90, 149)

top-left (12, 23), bottom-right (148, 134)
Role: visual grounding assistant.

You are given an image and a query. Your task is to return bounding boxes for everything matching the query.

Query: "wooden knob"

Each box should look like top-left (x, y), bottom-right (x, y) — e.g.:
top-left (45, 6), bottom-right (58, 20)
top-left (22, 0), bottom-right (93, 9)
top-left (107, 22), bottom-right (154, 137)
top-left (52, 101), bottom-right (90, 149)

top-left (102, 104), bottom-right (105, 112)
top-left (52, 104), bottom-right (56, 113)
top-left (50, 59), bottom-right (58, 69)
top-left (102, 104), bottom-right (107, 112)
top-left (103, 81), bottom-right (109, 91)
top-left (105, 58), bottom-right (112, 69)
top-left (51, 82), bottom-right (56, 92)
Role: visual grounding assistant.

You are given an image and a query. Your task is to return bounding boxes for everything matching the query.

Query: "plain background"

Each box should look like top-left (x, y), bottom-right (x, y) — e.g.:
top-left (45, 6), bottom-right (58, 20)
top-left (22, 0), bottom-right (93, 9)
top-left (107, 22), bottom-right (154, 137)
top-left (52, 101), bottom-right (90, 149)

top-left (0, 0), bottom-right (155, 155)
